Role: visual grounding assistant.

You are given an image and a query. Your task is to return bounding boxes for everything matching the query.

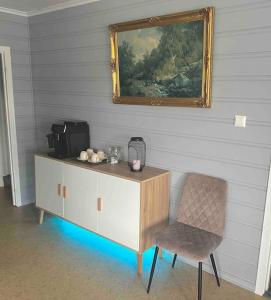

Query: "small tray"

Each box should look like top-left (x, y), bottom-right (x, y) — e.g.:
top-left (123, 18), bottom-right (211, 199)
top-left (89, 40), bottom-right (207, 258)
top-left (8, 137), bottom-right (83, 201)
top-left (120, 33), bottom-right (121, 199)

top-left (87, 158), bottom-right (108, 164)
top-left (76, 157), bottom-right (88, 162)
top-left (75, 157), bottom-right (107, 164)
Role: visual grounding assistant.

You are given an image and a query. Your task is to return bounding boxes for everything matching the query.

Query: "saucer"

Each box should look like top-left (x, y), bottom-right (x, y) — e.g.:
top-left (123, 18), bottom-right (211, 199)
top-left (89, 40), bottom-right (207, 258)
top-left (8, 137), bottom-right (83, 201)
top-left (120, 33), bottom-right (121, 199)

top-left (77, 157), bottom-right (88, 162)
top-left (87, 158), bottom-right (107, 164)
top-left (87, 159), bottom-right (102, 164)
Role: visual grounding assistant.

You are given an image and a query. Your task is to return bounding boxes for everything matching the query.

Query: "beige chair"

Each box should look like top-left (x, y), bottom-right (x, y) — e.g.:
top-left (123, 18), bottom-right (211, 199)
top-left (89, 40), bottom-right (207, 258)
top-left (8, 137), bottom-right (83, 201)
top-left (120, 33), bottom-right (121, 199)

top-left (147, 173), bottom-right (227, 300)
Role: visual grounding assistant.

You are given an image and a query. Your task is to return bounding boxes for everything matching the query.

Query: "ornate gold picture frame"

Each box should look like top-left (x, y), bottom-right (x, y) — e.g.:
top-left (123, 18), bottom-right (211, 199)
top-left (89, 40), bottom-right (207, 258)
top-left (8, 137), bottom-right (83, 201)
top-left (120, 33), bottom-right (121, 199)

top-left (109, 7), bottom-right (214, 107)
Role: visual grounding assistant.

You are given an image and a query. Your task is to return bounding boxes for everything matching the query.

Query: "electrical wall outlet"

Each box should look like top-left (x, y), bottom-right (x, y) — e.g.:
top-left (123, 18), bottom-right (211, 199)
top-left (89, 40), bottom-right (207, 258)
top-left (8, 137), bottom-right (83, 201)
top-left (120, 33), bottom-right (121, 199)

top-left (234, 115), bottom-right (246, 128)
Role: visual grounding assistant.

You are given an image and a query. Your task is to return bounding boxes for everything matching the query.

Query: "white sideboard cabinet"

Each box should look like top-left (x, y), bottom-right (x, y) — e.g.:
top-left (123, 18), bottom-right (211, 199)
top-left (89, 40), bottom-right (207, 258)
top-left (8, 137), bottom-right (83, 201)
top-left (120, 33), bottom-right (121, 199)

top-left (35, 154), bottom-right (170, 274)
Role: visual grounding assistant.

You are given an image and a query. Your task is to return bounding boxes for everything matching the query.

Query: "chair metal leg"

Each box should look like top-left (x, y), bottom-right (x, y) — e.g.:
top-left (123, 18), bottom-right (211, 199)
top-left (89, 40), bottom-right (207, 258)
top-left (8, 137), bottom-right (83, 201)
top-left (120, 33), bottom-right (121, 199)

top-left (147, 246), bottom-right (159, 293)
top-left (172, 254), bottom-right (177, 268)
top-left (210, 253), bottom-right (220, 287)
top-left (198, 262), bottom-right (202, 300)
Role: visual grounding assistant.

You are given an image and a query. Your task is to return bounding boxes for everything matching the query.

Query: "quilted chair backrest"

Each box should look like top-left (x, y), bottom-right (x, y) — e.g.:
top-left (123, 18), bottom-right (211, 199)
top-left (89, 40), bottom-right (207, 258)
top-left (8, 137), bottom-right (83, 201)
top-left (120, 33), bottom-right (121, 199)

top-left (177, 173), bottom-right (227, 237)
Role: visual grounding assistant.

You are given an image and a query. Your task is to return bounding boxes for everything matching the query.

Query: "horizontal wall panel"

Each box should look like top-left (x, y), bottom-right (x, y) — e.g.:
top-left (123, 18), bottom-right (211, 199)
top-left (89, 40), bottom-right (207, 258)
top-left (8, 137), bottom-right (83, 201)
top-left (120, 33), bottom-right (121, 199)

top-left (33, 93), bottom-right (271, 125)
top-left (34, 78), bottom-right (271, 111)
top-left (28, 0), bottom-right (270, 26)
top-left (220, 238), bottom-right (260, 266)
top-left (211, 251), bottom-right (258, 285)
top-left (13, 79), bottom-right (33, 92)
top-left (13, 91), bottom-right (33, 104)
top-left (0, 37), bottom-right (30, 52)
top-left (84, 126), bottom-right (270, 177)
top-left (223, 220), bottom-right (262, 249)
top-left (32, 55), bottom-right (271, 79)
top-left (15, 118), bottom-right (35, 132)
top-left (33, 79), bottom-right (111, 94)
top-left (34, 103), bottom-right (271, 146)
top-left (29, 6), bottom-right (271, 43)
top-left (37, 107), bottom-right (268, 187)
top-left (229, 182), bottom-right (267, 210)
top-left (31, 47), bottom-right (109, 65)
top-left (216, 3), bottom-right (271, 32)
top-left (215, 31), bottom-right (271, 54)
top-left (15, 104), bottom-right (35, 117)
top-left (30, 31), bottom-right (108, 52)
top-left (32, 63), bottom-right (109, 78)
top-left (12, 65), bottom-right (32, 78)
top-left (17, 128), bottom-right (36, 146)
top-left (227, 202), bottom-right (264, 229)
top-left (149, 149), bottom-right (268, 189)
top-left (214, 55), bottom-right (271, 77)
top-left (212, 80), bottom-right (271, 99)
top-left (36, 117), bottom-right (268, 189)
top-left (17, 140), bottom-right (37, 153)
top-left (89, 122), bottom-right (271, 167)
top-left (11, 52), bottom-right (31, 65)
top-left (0, 22), bottom-right (30, 38)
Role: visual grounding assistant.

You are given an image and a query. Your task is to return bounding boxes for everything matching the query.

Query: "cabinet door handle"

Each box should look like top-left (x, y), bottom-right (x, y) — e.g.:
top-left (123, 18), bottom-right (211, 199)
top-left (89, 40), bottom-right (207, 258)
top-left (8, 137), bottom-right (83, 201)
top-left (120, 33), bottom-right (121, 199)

top-left (57, 184), bottom-right (61, 197)
top-left (63, 186), bottom-right (67, 199)
top-left (97, 197), bottom-right (102, 211)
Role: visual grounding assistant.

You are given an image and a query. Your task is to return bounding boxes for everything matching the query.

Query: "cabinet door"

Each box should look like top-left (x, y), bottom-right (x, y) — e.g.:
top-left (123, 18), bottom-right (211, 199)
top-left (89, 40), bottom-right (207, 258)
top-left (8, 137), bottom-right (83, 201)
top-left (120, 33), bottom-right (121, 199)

top-left (63, 164), bottom-right (98, 232)
top-left (98, 173), bottom-right (140, 251)
top-left (35, 156), bottom-right (64, 217)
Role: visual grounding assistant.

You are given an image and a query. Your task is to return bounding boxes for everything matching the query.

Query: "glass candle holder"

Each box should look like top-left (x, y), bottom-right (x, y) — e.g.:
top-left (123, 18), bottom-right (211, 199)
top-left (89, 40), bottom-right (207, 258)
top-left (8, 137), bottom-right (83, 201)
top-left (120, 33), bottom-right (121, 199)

top-left (128, 137), bottom-right (146, 172)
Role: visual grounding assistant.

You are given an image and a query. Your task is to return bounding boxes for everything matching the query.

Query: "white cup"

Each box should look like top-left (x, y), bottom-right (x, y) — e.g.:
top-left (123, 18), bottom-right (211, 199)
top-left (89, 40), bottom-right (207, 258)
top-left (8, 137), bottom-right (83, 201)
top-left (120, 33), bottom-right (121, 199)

top-left (79, 151), bottom-right (88, 161)
top-left (91, 153), bottom-right (99, 163)
top-left (97, 150), bottom-right (105, 160)
top-left (86, 148), bottom-right (94, 158)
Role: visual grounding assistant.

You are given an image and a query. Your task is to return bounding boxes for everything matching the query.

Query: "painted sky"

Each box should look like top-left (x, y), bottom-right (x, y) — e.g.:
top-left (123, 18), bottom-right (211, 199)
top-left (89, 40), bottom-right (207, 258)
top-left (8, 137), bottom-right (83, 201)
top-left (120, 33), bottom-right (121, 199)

top-left (118, 27), bottom-right (162, 62)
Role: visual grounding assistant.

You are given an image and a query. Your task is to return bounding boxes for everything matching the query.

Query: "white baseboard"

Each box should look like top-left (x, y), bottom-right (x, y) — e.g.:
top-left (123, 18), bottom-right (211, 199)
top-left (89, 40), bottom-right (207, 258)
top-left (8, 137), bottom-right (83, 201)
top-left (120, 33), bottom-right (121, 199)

top-left (21, 198), bottom-right (35, 206)
top-left (159, 250), bottom-right (255, 293)
top-left (0, 176), bottom-right (3, 187)
top-left (178, 255), bottom-right (255, 292)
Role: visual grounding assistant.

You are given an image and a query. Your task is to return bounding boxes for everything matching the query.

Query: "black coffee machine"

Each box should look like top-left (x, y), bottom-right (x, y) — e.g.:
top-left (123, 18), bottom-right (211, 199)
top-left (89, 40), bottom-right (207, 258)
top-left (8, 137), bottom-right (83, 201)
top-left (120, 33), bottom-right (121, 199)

top-left (46, 121), bottom-right (90, 159)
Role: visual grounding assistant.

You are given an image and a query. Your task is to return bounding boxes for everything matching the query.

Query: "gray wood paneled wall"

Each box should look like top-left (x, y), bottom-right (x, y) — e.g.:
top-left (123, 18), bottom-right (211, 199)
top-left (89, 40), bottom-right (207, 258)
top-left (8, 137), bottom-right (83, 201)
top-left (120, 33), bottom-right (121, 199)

top-left (29, 0), bottom-right (271, 292)
top-left (0, 12), bottom-right (35, 204)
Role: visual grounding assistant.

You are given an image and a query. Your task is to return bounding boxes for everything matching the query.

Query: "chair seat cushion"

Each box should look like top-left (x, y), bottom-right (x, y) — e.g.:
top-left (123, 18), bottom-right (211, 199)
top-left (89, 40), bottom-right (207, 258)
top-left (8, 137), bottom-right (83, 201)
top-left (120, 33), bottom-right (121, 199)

top-left (154, 222), bottom-right (222, 261)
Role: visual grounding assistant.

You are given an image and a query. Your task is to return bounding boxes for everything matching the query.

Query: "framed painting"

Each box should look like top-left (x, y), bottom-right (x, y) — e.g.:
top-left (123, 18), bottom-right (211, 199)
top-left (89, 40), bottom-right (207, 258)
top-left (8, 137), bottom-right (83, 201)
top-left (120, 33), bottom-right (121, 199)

top-left (109, 7), bottom-right (214, 107)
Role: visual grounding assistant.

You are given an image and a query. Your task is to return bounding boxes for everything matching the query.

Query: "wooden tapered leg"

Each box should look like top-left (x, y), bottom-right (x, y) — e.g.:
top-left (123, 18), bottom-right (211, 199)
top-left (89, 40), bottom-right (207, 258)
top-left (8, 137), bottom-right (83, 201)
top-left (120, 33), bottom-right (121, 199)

top-left (137, 253), bottom-right (142, 275)
top-left (158, 248), bottom-right (163, 258)
top-left (39, 209), bottom-right (44, 225)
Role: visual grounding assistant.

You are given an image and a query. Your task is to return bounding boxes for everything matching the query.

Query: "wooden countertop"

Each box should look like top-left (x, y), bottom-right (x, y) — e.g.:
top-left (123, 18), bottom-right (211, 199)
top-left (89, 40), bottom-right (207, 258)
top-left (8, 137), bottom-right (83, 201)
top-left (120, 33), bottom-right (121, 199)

top-left (35, 154), bottom-right (170, 183)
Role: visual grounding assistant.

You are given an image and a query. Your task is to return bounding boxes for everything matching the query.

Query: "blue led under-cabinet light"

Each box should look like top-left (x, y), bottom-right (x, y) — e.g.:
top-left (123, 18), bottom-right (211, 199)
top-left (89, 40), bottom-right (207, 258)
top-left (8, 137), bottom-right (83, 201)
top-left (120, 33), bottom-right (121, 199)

top-left (49, 216), bottom-right (171, 271)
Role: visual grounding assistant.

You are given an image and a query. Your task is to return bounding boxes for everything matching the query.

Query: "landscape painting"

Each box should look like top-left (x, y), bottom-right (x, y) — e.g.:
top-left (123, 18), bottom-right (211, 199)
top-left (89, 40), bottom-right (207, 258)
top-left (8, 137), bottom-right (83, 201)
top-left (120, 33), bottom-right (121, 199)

top-left (118, 21), bottom-right (203, 98)
top-left (110, 8), bottom-right (214, 107)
